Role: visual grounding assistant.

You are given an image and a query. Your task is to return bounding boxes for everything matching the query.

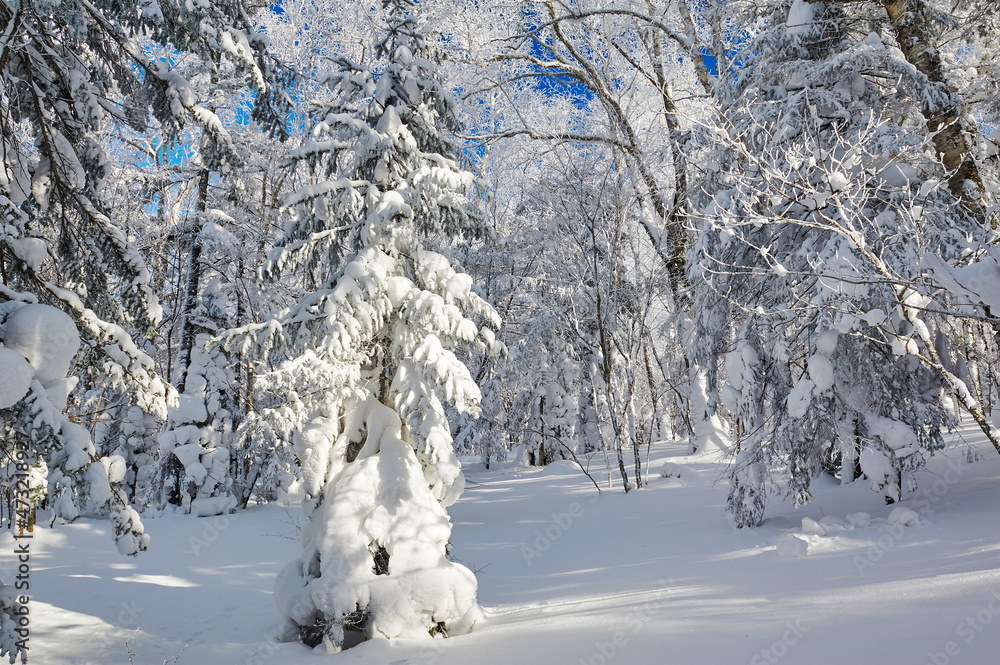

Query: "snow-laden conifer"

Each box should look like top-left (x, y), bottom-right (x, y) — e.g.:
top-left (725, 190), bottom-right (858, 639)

top-left (0, 0), bottom-right (288, 513)
top-left (0, 305), bottom-right (148, 553)
top-left (694, 0), bottom-right (984, 525)
top-left (0, 0), bottom-right (288, 655)
top-left (221, 0), bottom-right (502, 650)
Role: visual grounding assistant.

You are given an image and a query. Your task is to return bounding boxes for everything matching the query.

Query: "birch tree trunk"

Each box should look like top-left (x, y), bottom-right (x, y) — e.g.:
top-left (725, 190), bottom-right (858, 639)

top-left (880, 0), bottom-right (990, 225)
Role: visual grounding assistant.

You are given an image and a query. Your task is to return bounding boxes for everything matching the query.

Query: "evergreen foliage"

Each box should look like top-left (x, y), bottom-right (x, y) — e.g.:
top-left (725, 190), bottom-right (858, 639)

top-left (221, 0), bottom-right (502, 649)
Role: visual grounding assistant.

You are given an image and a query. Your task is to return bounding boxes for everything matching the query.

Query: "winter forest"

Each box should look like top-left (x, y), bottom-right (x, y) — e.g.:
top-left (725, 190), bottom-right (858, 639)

top-left (1, 0), bottom-right (1000, 662)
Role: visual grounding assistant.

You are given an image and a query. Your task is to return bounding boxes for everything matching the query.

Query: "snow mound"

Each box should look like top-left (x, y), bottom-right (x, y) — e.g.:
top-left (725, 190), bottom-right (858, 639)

top-left (867, 416), bottom-right (918, 457)
top-left (0, 347), bottom-right (34, 408)
top-left (886, 507), bottom-right (921, 527)
top-left (541, 460), bottom-right (580, 475)
top-left (2, 304), bottom-right (80, 387)
top-left (807, 353), bottom-right (834, 392)
top-left (801, 517), bottom-right (826, 536)
top-left (274, 559), bottom-right (318, 627)
top-left (827, 171), bottom-right (849, 192)
top-left (860, 447), bottom-right (894, 491)
top-left (785, 0), bottom-right (815, 36)
top-left (661, 463), bottom-right (683, 478)
top-left (776, 534), bottom-right (809, 557)
top-left (846, 512), bottom-right (872, 528)
top-left (376, 105), bottom-right (403, 136)
top-left (816, 330), bottom-right (839, 356)
top-left (191, 496), bottom-right (236, 517)
top-left (786, 377), bottom-right (814, 419)
top-left (819, 516), bottom-right (850, 532)
top-left (878, 162), bottom-right (918, 188)
top-left (8, 237), bottom-right (46, 271)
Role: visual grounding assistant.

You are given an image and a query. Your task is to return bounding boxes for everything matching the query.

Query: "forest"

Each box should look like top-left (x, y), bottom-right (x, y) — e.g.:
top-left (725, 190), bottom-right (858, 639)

top-left (1, 0), bottom-right (999, 662)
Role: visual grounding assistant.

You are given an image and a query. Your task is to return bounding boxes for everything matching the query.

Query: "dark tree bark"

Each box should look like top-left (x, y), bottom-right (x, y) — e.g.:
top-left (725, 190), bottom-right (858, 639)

top-left (176, 167), bottom-right (209, 392)
top-left (816, 0), bottom-right (989, 224)
top-left (881, 0), bottom-right (988, 223)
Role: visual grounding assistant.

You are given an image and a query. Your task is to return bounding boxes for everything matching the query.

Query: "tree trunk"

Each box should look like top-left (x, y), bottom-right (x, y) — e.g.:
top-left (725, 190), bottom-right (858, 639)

top-left (538, 395), bottom-right (546, 467)
top-left (880, 0), bottom-right (990, 225)
top-left (628, 395), bottom-right (643, 489)
top-left (645, 23), bottom-right (691, 301)
top-left (176, 167), bottom-right (209, 393)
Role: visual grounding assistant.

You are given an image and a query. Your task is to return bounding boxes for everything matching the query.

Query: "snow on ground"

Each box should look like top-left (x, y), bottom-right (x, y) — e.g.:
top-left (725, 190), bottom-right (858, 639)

top-left (11, 423), bottom-right (1000, 665)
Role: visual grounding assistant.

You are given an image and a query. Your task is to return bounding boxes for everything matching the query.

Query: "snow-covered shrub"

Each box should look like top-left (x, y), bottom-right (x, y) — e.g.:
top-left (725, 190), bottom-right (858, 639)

top-left (154, 340), bottom-right (240, 515)
top-left (0, 584), bottom-right (26, 664)
top-left (509, 334), bottom-right (579, 466)
top-left (0, 304), bottom-right (149, 553)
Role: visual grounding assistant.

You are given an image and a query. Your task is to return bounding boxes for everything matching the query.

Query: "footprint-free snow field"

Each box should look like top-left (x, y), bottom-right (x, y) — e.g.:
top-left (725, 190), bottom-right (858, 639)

top-left (15, 424), bottom-right (1000, 665)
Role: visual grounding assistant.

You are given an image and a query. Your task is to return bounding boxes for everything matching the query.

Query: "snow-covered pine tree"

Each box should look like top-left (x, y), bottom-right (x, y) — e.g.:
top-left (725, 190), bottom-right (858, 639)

top-left (695, 0), bottom-right (981, 525)
top-left (1, 0), bottom-right (287, 658)
top-left (509, 328), bottom-right (579, 467)
top-left (0, 304), bottom-right (148, 552)
top-left (222, 0), bottom-right (502, 650)
top-left (154, 338), bottom-right (240, 515)
top-left (134, 32), bottom-right (297, 515)
top-left (0, 0), bottom-right (289, 515)
top-left (1, 0), bottom-right (288, 398)
top-left (92, 403), bottom-right (160, 506)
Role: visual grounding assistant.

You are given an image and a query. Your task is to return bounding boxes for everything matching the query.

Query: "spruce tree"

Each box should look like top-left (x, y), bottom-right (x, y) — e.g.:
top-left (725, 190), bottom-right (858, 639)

top-left (224, 0), bottom-right (501, 650)
top-left (694, 0), bottom-right (978, 525)
top-left (0, 0), bottom-right (288, 524)
top-left (1, 0), bottom-right (286, 658)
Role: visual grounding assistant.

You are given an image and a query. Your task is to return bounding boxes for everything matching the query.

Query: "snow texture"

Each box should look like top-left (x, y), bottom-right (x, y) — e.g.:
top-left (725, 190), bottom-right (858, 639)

top-left (866, 415), bottom-right (918, 457)
top-left (801, 516), bottom-right (827, 536)
top-left (846, 511), bottom-right (872, 527)
top-left (886, 506), bottom-right (921, 527)
top-left (2, 304), bottom-right (80, 387)
top-left (787, 377), bottom-right (815, 419)
top-left (8, 237), bottom-right (46, 271)
top-left (0, 347), bottom-right (34, 408)
top-left (785, 0), bottom-right (816, 37)
top-left (922, 249), bottom-right (1000, 312)
top-left (775, 534), bottom-right (809, 557)
top-left (14, 425), bottom-right (1000, 665)
top-left (191, 496), bottom-right (237, 517)
top-left (860, 446), bottom-right (895, 491)
top-left (807, 353), bottom-right (834, 392)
